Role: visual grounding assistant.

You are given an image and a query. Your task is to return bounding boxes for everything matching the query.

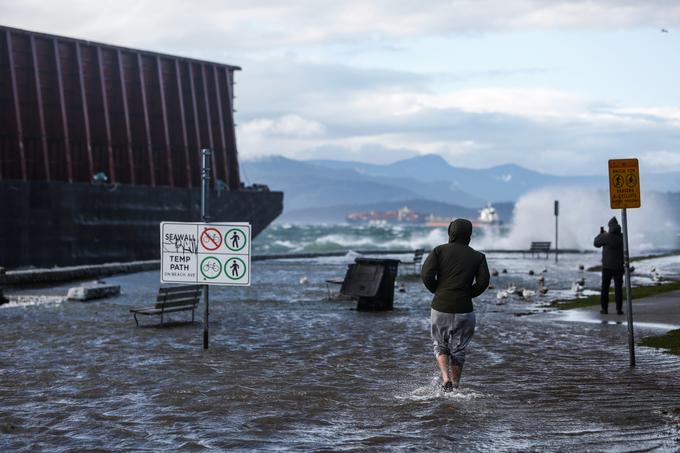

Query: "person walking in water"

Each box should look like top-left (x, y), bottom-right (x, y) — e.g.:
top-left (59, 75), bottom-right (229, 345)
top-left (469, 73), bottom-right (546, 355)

top-left (594, 217), bottom-right (625, 315)
top-left (421, 218), bottom-right (490, 392)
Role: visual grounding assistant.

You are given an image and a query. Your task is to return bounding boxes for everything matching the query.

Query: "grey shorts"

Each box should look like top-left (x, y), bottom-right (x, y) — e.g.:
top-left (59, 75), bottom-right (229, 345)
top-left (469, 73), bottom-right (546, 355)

top-left (431, 309), bottom-right (476, 366)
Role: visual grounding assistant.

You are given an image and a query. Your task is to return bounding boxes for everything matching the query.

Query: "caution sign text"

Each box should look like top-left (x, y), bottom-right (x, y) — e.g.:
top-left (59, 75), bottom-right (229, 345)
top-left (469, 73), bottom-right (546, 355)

top-left (608, 158), bottom-right (641, 209)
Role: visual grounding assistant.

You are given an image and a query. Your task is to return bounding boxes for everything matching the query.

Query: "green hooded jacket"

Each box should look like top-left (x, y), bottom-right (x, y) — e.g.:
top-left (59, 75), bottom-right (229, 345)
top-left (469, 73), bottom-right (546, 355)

top-left (421, 218), bottom-right (490, 313)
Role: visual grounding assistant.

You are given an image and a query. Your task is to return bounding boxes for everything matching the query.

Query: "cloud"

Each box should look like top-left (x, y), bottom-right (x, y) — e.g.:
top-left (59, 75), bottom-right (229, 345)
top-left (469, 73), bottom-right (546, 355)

top-left (4, 0), bottom-right (680, 175)
top-left (241, 115), bottom-right (326, 137)
top-left (3, 0), bottom-right (680, 54)
top-left (640, 150), bottom-right (680, 171)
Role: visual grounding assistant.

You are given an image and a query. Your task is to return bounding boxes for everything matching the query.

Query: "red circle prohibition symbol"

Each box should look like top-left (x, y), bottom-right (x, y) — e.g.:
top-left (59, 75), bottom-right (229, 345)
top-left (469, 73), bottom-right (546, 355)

top-left (200, 227), bottom-right (222, 251)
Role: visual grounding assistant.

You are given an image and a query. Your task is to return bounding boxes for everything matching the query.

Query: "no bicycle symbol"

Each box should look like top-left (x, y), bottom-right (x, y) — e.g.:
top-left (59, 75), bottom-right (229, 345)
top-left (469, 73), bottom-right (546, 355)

top-left (200, 227), bottom-right (222, 251)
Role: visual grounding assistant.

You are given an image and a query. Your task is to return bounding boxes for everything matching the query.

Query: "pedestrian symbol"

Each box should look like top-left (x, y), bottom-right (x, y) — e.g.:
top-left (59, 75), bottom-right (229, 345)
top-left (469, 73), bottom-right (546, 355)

top-left (225, 228), bottom-right (247, 252)
top-left (225, 257), bottom-right (247, 280)
top-left (200, 256), bottom-right (222, 279)
top-left (613, 174), bottom-right (623, 188)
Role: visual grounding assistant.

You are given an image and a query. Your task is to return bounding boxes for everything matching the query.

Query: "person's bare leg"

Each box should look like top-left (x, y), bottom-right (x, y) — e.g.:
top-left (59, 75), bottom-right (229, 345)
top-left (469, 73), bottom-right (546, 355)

top-left (436, 354), bottom-right (450, 383)
top-left (450, 363), bottom-right (462, 388)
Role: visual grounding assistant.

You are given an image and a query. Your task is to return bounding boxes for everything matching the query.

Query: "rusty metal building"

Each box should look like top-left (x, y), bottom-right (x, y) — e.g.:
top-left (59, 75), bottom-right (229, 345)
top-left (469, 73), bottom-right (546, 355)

top-left (0, 26), bottom-right (283, 268)
top-left (0, 25), bottom-right (240, 189)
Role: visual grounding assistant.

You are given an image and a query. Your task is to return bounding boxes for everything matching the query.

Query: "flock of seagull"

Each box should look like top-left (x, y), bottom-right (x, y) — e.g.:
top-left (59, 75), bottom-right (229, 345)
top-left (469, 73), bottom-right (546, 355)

top-left (493, 265), bottom-right (587, 305)
top-left (492, 264), bottom-right (665, 305)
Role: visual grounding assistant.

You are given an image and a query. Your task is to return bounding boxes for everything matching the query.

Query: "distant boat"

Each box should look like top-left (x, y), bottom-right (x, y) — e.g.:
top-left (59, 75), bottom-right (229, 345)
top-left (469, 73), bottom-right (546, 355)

top-left (474, 203), bottom-right (503, 227)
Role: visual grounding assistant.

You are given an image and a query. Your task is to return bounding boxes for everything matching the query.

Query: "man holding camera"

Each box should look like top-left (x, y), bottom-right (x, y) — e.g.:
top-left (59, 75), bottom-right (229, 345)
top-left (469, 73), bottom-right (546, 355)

top-left (593, 217), bottom-right (625, 315)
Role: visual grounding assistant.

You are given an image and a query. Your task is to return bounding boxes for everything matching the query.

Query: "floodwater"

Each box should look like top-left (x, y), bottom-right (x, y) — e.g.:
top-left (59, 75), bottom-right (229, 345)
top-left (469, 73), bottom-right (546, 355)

top-left (2, 253), bottom-right (680, 451)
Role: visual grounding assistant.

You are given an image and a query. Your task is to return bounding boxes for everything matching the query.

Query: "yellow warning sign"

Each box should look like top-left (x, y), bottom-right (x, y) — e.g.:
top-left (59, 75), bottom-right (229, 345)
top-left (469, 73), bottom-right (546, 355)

top-left (608, 158), bottom-right (641, 209)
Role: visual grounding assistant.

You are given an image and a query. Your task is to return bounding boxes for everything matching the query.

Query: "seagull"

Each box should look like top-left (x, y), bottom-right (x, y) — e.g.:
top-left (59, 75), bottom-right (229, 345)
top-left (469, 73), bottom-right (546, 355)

top-left (521, 289), bottom-right (536, 298)
top-left (299, 276), bottom-right (309, 285)
top-left (571, 281), bottom-right (585, 293)
top-left (576, 277), bottom-right (585, 286)
top-left (507, 284), bottom-right (517, 295)
top-left (541, 268), bottom-right (548, 274)
top-left (661, 29), bottom-right (669, 33)
top-left (538, 286), bottom-right (549, 295)
top-left (497, 290), bottom-right (509, 300)
top-left (538, 275), bottom-right (545, 285)
top-left (491, 268), bottom-right (499, 277)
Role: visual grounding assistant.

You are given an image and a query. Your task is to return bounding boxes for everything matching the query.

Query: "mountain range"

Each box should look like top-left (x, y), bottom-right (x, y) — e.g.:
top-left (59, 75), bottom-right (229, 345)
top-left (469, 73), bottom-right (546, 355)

top-left (240, 155), bottom-right (680, 223)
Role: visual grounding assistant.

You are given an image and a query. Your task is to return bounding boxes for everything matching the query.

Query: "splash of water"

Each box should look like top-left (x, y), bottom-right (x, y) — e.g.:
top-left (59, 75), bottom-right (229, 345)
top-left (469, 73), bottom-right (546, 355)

top-left (477, 188), bottom-right (678, 252)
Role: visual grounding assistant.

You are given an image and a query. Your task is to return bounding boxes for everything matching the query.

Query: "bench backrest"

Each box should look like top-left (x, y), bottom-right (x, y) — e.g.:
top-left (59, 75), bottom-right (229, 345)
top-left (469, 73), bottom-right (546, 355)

top-left (530, 241), bottom-right (551, 251)
top-left (413, 249), bottom-right (424, 264)
top-left (155, 284), bottom-right (202, 309)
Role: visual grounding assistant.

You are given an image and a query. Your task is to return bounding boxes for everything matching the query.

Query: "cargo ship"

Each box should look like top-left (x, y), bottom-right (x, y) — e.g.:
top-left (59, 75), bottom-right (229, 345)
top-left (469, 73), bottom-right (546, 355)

top-left (0, 25), bottom-right (282, 268)
top-left (346, 206), bottom-right (425, 225)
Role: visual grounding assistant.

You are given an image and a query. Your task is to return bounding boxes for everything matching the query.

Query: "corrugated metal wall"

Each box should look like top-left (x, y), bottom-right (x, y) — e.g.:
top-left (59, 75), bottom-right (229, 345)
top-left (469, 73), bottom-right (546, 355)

top-left (0, 25), bottom-right (241, 189)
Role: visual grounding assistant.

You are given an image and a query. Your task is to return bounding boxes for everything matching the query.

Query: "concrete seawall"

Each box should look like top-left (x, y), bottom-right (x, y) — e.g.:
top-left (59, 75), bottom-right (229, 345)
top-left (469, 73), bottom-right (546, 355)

top-left (2, 248), bottom-right (590, 286)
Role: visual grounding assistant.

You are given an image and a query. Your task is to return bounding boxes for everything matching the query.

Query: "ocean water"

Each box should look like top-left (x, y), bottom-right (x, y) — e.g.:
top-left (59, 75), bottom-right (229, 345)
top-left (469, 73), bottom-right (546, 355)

top-left (253, 221), bottom-right (680, 257)
top-left (2, 226), bottom-right (680, 451)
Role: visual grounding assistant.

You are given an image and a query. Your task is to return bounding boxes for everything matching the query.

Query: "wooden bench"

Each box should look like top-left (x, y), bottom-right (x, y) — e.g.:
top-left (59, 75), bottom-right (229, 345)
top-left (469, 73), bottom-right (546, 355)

top-left (130, 284), bottom-right (202, 326)
top-left (400, 249), bottom-right (425, 273)
top-left (525, 241), bottom-right (551, 259)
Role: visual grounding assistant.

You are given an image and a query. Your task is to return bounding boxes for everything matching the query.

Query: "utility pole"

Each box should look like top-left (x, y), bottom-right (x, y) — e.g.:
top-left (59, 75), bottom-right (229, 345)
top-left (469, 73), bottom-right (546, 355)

top-left (554, 200), bottom-right (559, 263)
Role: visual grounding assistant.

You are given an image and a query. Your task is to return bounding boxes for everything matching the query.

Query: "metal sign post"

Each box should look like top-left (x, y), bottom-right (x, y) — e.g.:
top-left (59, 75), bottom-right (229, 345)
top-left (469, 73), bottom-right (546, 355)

top-left (608, 158), bottom-right (641, 367)
top-left (160, 148), bottom-right (251, 350)
top-left (201, 149), bottom-right (211, 350)
top-left (554, 200), bottom-right (559, 263)
top-left (621, 208), bottom-right (635, 366)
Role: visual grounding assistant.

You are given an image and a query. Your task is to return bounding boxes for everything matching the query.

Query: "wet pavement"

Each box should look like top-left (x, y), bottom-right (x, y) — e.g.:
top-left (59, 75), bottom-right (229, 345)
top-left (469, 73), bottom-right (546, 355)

top-left (2, 253), bottom-right (680, 451)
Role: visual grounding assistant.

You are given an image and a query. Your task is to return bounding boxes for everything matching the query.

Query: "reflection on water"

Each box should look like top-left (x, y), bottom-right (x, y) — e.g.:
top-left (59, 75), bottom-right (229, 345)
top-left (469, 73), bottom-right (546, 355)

top-left (1, 253), bottom-right (680, 451)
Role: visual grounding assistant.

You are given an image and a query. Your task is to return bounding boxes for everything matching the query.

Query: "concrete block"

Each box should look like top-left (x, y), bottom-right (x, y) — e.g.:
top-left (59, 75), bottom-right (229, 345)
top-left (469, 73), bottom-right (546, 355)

top-left (67, 284), bottom-right (121, 301)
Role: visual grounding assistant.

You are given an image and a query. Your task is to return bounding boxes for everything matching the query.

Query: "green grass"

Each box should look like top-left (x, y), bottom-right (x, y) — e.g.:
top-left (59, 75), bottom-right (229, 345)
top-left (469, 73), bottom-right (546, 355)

top-left (397, 273), bottom-right (422, 282)
top-left (639, 329), bottom-right (680, 356)
top-left (555, 280), bottom-right (680, 310)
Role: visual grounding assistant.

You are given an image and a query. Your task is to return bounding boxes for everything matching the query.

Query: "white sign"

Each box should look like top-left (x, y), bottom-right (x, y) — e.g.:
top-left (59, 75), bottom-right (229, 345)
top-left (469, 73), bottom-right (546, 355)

top-left (161, 222), bottom-right (251, 286)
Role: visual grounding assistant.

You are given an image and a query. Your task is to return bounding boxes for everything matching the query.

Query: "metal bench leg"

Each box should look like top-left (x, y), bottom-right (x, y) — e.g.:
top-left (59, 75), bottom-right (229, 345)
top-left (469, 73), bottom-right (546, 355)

top-left (160, 311), bottom-right (164, 327)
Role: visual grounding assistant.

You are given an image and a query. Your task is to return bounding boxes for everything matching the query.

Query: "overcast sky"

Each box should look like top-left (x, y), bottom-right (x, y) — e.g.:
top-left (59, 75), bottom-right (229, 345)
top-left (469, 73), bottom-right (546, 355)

top-left (3, 0), bottom-right (680, 175)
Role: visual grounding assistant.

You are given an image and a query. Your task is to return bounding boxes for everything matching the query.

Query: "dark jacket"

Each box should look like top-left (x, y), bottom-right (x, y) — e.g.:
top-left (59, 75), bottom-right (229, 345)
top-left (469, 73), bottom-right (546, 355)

top-left (421, 219), bottom-right (490, 313)
top-left (593, 217), bottom-right (624, 271)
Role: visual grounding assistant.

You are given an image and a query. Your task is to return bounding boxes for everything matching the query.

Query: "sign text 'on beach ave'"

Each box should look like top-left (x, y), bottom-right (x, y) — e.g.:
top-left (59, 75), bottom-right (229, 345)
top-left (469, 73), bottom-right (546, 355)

top-left (161, 222), bottom-right (251, 286)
